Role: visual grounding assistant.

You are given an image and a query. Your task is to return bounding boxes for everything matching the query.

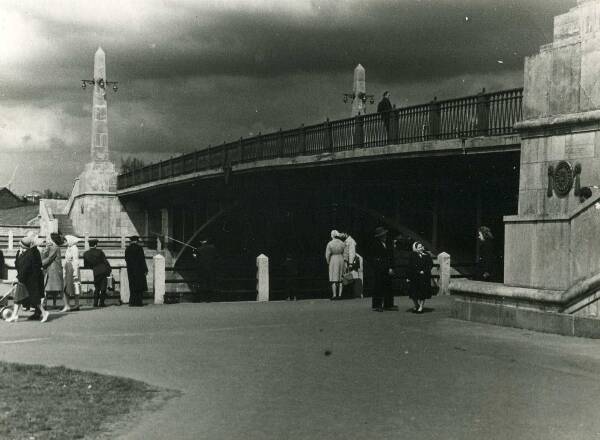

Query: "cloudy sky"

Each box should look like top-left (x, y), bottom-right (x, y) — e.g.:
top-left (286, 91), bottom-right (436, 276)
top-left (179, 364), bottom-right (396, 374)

top-left (0, 0), bottom-right (575, 194)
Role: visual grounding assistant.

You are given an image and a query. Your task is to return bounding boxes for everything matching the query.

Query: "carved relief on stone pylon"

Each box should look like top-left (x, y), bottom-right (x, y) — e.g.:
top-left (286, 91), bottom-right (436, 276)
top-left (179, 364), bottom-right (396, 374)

top-left (547, 161), bottom-right (582, 197)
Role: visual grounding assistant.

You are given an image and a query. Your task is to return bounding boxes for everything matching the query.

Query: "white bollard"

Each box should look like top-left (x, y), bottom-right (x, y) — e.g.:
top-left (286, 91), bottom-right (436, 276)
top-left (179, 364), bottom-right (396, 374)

top-left (120, 268), bottom-right (130, 305)
top-left (153, 254), bottom-right (166, 304)
top-left (84, 232), bottom-right (90, 250)
top-left (8, 230), bottom-right (13, 250)
top-left (438, 252), bottom-right (451, 295)
top-left (256, 254), bottom-right (269, 302)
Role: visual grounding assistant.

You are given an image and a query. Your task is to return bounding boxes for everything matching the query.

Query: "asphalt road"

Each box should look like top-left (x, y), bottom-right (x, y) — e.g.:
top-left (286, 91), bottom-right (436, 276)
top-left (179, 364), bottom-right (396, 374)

top-left (0, 296), bottom-right (599, 440)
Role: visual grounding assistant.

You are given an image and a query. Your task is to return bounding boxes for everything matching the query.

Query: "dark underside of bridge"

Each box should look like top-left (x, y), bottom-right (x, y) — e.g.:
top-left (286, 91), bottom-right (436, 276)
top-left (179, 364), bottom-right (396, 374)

top-left (120, 150), bottom-right (519, 297)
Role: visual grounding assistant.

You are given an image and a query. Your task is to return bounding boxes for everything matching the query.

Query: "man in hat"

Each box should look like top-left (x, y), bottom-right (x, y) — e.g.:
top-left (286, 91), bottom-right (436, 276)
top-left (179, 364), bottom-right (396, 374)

top-left (83, 239), bottom-right (111, 307)
top-left (125, 236), bottom-right (148, 307)
top-left (370, 226), bottom-right (396, 312)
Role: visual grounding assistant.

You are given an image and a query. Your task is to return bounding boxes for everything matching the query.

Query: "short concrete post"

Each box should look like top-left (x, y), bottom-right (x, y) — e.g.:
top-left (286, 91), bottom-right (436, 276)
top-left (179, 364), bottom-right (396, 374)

top-left (8, 230), bottom-right (13, 250)
top-left (438, 252), bottom-right (451, 295)
top-left (156, 236), bottom-right (162, 252)
top-left (120, 235), bottom-right (126, 249)
top-left (256, 254), bottom-right (269, 302)
top-left (84, 232), bottom-right (89, 250)
top-left (153, 254), bottom-right (166, 304)
top-left (120, 268), bottom-right (130, 305)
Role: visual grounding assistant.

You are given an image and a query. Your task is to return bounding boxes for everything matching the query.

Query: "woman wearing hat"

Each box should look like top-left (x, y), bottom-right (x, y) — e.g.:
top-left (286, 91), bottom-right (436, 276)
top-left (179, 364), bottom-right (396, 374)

top-left (8, 234), bottom-right (49, 322)
top-left (41, 232), bottom-right (64, 309)
top-left (407, 241), bottom-right (433, 313)
top-left (62, 235), bottom-right (81, 312)
top-left (325, 230), bottom-right (346, 300)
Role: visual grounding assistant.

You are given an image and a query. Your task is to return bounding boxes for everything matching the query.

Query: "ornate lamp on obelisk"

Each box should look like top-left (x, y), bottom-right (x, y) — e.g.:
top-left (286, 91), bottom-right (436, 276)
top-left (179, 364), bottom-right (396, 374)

top-left (343, 64), bottom-right (374, 116)
top-left (65, 47), bottom-right (139, 237)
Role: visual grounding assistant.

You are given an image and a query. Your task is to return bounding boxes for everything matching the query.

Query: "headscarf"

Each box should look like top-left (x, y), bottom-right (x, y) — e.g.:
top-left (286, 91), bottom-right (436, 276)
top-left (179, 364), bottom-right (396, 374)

top-left (330, 230), bottom-right (339, 239)
top-left (65, 235), bottom-right (81, 247)
top-left (412, 241), bottom-right (425, 255)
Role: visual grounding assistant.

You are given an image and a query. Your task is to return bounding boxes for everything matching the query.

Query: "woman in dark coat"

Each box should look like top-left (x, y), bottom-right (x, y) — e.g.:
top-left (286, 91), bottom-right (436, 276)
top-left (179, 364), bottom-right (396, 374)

top-left (475, 226), bottom-right (496, 282)
top-left (9, 235), bottom-right (49, 322)
top-left (407, 241), bottom-right (433, 314)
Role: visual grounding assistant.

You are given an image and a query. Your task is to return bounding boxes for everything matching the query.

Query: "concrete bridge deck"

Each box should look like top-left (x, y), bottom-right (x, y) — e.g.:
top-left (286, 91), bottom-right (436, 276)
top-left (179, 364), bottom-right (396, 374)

top-left (118, 133), bottom-right (520, 196)
top-left (1, 296), bottom-right (600, 439)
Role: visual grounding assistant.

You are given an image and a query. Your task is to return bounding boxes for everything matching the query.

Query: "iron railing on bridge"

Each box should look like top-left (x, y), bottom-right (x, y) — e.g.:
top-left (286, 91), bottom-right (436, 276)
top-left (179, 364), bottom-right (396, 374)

top-left (117, 87), bottom-right (523, 190)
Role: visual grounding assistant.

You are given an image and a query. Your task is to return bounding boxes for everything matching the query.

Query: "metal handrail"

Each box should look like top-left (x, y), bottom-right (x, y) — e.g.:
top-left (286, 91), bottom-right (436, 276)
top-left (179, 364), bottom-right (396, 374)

top-left (117, 88), bottom-right (523, 190)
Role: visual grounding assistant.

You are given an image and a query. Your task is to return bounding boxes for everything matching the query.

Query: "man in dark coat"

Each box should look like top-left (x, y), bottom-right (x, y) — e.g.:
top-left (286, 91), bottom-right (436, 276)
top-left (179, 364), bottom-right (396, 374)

top-left (369, 227), bottom-right (396, 312)
top-left (377, 91), bottom-right (393, 141)
top-left (83, 239), bottom-right (111, 307)
top-left (192, 238), bottom-right (217, 301)
top-left (125, 236), bottom-right (148, 307)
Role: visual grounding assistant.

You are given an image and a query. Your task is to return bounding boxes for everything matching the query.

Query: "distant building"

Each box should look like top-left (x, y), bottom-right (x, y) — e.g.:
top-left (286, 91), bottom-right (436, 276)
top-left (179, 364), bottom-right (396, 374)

top-left (0, 187), bottom-right (26, 209)
top-left (25, 191), bottom-right (42, 203)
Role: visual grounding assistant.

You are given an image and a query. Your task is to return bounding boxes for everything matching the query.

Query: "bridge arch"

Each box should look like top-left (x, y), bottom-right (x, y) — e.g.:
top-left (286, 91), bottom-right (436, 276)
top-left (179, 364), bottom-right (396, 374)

top-left (172, 201), bottom-right (437, 267)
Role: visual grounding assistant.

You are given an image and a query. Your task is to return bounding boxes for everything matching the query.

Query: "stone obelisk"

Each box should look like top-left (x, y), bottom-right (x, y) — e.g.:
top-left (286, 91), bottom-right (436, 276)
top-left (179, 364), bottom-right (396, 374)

top-left (352, 64), bottom-right (366, 116)
top-left (65, 47), bottom-right (140, 237)
top-left (91, 47), bottom-right (111, 164)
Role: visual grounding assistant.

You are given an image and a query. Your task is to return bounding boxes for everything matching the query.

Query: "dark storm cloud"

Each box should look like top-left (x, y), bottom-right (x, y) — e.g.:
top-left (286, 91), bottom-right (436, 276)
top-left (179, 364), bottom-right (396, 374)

top-left (0, 0), bottom-right (577, 193)
top-left (19, 0), bottom-right (575, 84)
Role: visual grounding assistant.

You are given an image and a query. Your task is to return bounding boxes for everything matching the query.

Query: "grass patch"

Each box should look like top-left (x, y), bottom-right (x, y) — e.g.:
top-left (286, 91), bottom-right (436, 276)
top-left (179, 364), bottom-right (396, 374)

top-left (0, 362), bottom-right (166, 439)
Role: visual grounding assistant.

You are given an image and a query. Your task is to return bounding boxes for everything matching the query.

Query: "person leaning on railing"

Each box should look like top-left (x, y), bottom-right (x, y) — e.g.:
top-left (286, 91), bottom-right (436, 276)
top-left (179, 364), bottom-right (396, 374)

top-left (377, 91), bottom-right (393, 140)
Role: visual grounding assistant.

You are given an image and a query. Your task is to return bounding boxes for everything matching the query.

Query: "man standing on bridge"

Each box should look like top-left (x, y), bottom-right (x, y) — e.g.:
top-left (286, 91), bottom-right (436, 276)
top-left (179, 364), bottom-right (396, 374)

top-left (377, 91), bottom-right (393, 141)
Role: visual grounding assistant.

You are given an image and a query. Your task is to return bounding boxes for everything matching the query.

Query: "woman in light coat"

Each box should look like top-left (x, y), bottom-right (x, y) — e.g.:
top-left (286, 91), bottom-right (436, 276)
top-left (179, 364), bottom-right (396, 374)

top-left (340, 232), bottom-right (363, 298)
top-left (62, 235), bottom-right (81, 312)
top-left (325, 230), bottom-right (346, 300)
top-left (41, 232), bottom-right (64, 309)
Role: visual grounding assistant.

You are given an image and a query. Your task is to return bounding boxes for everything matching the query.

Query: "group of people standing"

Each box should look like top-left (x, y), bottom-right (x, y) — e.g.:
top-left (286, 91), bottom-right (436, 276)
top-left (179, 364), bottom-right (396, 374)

top-left (369, 227), bottom-right (434, 313)
top-left (326, 224), bottom-right (498, 313)
top-left (325, 230), bottom-right (363, 300)
top-left (5, 232), bottom-right (148, 322)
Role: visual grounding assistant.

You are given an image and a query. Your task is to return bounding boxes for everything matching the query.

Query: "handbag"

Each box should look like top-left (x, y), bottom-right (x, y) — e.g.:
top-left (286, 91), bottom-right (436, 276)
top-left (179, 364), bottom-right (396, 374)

top-left (12, 282), bottom-right (29, 303)
top-left (74, 281), bottom-right (81, 296)
top-left (342, 272), bottom-right (354, 286)
top-left (107, 274), bottom-right (115, 291)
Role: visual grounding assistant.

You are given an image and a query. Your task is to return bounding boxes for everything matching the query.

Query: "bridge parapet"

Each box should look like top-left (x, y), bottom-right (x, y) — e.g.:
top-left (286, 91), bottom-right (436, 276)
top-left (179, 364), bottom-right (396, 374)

top-left (117, 88), bottom-right (523, 190)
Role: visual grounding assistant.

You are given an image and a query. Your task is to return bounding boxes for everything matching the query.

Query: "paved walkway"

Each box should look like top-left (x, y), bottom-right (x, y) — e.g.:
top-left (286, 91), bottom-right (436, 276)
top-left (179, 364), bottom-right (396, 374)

top-left (1, 296), bottom-right (600, 439)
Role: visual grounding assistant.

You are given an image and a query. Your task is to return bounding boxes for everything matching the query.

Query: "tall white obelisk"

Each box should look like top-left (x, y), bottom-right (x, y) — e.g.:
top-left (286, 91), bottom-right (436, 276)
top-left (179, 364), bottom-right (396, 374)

top-left (66, 47), bottom-right (140, 237)
top-left (90, 47), bottom-right (111, 164)
top-left (352, 64), bottom-right (366, 116)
